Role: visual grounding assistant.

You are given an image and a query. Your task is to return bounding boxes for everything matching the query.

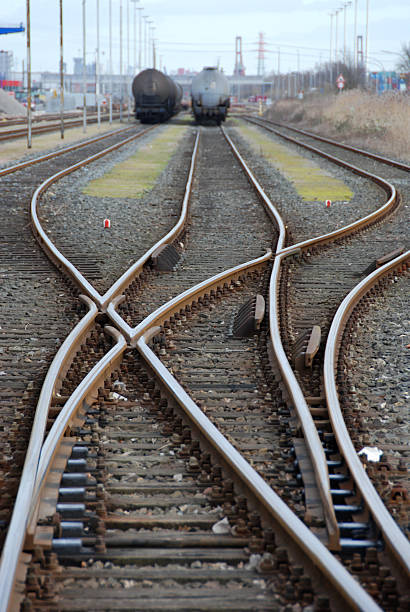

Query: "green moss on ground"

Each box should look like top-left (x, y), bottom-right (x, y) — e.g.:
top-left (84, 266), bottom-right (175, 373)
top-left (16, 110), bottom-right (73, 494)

top-left (83, 125), bottom-right (187, 198)
top-left (237, 122), bottom-right (353, 202)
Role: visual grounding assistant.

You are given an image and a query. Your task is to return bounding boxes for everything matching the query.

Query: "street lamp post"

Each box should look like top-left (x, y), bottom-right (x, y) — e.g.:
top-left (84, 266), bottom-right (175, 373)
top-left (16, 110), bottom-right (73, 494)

top-left (96, 0), bottom-right (100, 128)
top-left (354, 0), bottom-right (358, 68)
top-left (59, 0), bottom-right (64, 139)
top-left (82, 0), bottom-right (87, 133)
top-left (26, 0), bottom-right (32, 148)
top-left (143, 16), bottom-right (149, 69)
top-left (109, 0), bottom-right (113, 123)
top-left (119, 0), bottom-right (123, 122)
top-left (137, 7), bottom-right (143, 72)
top-left (150, 25), bottom-right (156, 68)
top-left (343, 2), bottom-right (351, 64)
top-left (365, 0), bottom-right (369, 79)
top-left (335, 9), bottom-right (340, 66)
top-left (130, 0), bottom-right (139, 75)
top-left (127, 0), bottom-right (130, 121)
top-left (329, 12), bottom-right (334, 86)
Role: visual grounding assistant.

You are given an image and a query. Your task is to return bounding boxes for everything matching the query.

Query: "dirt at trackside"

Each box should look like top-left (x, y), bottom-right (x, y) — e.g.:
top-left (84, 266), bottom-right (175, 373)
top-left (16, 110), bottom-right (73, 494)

top-left (265, 90), bottom-right (410, 163)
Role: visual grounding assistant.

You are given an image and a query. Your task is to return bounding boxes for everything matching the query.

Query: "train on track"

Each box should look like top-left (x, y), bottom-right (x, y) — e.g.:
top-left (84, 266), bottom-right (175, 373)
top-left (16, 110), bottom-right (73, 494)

top-left (191, 67), bottom-right (230, 125)
top-left (132, 68), bottom-right (183, 123)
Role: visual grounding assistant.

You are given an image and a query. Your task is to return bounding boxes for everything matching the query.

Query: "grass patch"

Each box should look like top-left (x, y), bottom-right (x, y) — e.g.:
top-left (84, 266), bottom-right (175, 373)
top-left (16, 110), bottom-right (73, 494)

top-left (83, 124), bottom-right (187, 198)
top-left (238, 122), bottom-right (353, 202)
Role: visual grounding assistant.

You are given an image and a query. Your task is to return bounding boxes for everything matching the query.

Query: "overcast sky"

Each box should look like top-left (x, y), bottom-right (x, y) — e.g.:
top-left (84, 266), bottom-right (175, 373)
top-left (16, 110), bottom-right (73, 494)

top-left (1, 0), bottom-right (408, 77)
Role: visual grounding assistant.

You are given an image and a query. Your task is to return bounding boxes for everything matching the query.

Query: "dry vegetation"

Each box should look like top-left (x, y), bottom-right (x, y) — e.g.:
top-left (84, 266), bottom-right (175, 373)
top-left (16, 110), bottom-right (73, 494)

top-left (266, 90), bottom-right (410, 162)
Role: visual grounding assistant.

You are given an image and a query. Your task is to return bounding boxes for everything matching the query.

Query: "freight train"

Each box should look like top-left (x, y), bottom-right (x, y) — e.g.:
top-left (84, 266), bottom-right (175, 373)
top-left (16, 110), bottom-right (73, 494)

top-left (132, 68), bottom-right (182, 123)
top-left (191, 67), bottom-right (230, 124)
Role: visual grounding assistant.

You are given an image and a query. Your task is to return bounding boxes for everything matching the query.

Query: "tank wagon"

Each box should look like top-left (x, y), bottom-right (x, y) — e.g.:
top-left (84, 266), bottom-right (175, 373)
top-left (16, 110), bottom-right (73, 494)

top-left (191, 67), bottom-right (230, 124)
top-left (132, 68), bottom-right (182, 123)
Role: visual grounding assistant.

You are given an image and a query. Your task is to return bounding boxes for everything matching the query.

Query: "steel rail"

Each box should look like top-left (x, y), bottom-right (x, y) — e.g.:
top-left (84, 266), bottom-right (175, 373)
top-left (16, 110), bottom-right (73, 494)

top-left (241, 117), bottom-right (399, 255)
top-left (0, 113), bottom-right (122, 143)
top-left (235, 116), bottom-right (410, 562)
top-left (0, 327), bottom-right (127, 612)
top-left (221, 127), bottom-right (341, 549)
top-left (250, 116), bottom-right (410, 172)
top-left (30, 126), bottom-right (157, 307)
top-left (0, 296), bottom-right (99, 612)
top-left (221, 126), bottom-right (286, 237)
top-left (107, 251), bottom-right (272, 346)
top-left (126, 251), bottom-right (273, 344)
top-left (0, 124), bottom-right (137, 178)
top-left (100, 129), bottom-right (201, 310)
top-left (32, 327), bottom-right (127, 508)
top-left (324, 250), bottom-right (410, 575)
top-left (0, 111), bottom-right (81, 127)
top-left (136, 328), bottom-right (381, 612)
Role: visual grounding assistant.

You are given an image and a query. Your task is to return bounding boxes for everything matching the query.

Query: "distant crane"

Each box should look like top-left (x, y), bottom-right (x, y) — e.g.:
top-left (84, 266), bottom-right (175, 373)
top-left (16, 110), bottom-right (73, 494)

top-left (0, 23), bottom-right (25, 35)
top-left (234, 36), bottom-right (245, 76)
top-left (257, 32), bottom-right (266, 76)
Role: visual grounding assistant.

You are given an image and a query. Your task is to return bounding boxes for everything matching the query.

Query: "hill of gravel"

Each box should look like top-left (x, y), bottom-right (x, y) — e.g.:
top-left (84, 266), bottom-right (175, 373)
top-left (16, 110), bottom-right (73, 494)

top-left (0, 89), bottom-right (26, 116)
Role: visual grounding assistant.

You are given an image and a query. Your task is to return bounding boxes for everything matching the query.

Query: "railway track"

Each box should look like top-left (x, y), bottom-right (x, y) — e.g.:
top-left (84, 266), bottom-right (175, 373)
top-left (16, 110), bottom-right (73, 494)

top-left (0, 112), bottom-right (121, 142)
top-left (231, 118), bottom-right (409, 524)
top-left (0, 116), bottom-right (408, 610)
top-left (0, 121), bottom-right (158, 573)
top-left (0, 111), bottom-right (82, 127)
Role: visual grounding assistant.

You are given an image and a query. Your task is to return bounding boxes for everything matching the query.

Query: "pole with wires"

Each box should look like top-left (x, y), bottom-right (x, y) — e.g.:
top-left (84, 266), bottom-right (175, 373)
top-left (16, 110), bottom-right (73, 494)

top-left (26, 0), bottom-right (32, 148)
top-left (119, 0), bottom-right (123, 122)
top-left (96, 0), bottom-right (100, 128)
top-left (59, 0), bottom-right (64, 139)
top-left (82, 0), bottom-right (87, 133)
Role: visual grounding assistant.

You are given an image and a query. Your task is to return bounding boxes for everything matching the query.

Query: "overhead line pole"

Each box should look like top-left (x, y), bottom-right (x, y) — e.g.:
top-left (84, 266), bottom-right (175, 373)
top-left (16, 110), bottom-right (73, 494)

top-left (26, 0), bottom-right (32, 148)
top-left (354, 0), bottom-right (358, 68)
top-left (82, 0), bottom-right (87, 133)
top-left (365, 0), bottom-right (369, 81)
top-left (109, 0), bottom-right (113, 123)
top-left (127, 0), bottom-right (130, 121)
top-left (138, 7), bottom-right (143, 72)
top-left (119, 0), bottom-right (123, 122)
top-left (329, 12), bottom-right (334, 87)
top-left (96, 0), bottom-right (100, 128)
top-left (59, 0), bottom-right (64, 139)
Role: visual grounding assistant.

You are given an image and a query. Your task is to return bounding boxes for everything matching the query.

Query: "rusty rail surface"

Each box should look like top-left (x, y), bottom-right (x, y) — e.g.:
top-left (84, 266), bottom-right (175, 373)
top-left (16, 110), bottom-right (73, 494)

top-left (0, 296), bottom-right (99, 611)
top-left (100, 129), bottom-right (201, 311)
top-left (0, 327), bottom-right (127, 612)
top-left (0, 111), bottom-right (80, 127)
top-left (0, 113), bottom-right (122, 142)
top-left (1, 115), bottom-right (403, 609)
top-left (324, 250), bottom-right (410, 576)
top-left (242, 116), bottom-right (399, 253)
top-left (30, 125), bottom-right (158, 307)
top-left (134, 302), bottom-right (380, 611)
top-left (0, 124), bottom-right (137, 178)
top-left (221, 126), bottom-right (341, 549)
top-left (0, 126), bottom-right (198, 609)
top-left (235, 117), bottom-right (410, 566)
top-left (249, 116), bottom-right (410, 172)
top-left (127, 251), bottom-right (273, 344)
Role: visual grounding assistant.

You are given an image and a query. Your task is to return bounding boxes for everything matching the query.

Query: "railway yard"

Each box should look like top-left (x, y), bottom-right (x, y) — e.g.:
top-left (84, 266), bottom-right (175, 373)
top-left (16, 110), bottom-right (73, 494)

top-left (0, 107), bottom-right (408, 611)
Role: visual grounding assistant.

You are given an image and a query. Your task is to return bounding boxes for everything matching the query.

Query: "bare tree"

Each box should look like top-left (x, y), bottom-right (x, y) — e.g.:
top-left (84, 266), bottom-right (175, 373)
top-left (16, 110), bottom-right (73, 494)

top-left (396, 42), bottom-right (410, 72)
